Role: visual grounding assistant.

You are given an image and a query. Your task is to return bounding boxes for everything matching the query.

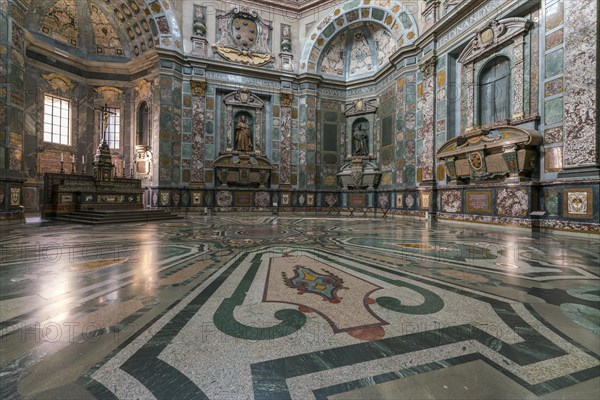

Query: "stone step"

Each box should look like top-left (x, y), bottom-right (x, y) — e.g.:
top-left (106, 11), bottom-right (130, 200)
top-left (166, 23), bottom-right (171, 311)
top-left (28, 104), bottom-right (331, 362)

top-left (53, 209), bottom-right (182, 225)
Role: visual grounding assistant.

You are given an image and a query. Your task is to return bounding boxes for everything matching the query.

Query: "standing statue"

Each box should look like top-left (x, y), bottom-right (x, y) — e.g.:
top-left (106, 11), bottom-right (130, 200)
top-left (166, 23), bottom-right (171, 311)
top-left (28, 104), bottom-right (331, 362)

top-left (236, 115), bottom-right (252, 151)
top-left (352, 122), bottom-right (369, 156)
top-left (193, 6), bottom-right (206, 37)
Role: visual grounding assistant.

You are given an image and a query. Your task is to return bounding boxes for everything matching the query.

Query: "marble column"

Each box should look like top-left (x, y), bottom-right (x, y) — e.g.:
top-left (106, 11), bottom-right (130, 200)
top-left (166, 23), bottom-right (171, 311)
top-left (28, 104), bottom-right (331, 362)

top-left (279, 92), bottom-right (293, 187)
top-left (560, 0), bottom-right (599, 177)
top-left (190, 80), bottom-right (206, 188)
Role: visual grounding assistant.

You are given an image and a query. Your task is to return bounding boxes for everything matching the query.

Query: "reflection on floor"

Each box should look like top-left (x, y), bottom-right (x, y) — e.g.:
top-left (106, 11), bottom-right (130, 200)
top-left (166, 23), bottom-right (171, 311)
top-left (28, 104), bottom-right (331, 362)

top-left (1, 215), bottom-right (599, 399)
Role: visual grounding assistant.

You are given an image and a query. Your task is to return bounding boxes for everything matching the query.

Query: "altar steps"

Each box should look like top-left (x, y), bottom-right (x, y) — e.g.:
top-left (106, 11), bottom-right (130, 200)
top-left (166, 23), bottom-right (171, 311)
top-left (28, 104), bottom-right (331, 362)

top-left (53, 209), bottom-right (183, 225)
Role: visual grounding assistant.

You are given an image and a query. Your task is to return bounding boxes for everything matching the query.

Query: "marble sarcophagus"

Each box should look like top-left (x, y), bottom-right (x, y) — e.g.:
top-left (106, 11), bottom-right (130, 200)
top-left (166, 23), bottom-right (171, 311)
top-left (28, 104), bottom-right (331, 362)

top-left (436, 126), bottom-right (542, 183)
top-left (214, 153), bottom-right (273, 188)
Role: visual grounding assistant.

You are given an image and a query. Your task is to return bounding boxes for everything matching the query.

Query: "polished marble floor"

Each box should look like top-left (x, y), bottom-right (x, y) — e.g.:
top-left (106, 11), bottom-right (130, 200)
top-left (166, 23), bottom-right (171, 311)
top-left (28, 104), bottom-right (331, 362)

top-left (0, 214), bottom-right (599, 399)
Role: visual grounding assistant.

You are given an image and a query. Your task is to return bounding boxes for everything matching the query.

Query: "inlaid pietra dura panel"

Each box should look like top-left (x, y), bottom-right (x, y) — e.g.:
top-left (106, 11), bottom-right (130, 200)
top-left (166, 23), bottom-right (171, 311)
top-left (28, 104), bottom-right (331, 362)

top-left (563, 188), bottom-right (594, 219)
top-left (466, 190), bottom-right (493, 214)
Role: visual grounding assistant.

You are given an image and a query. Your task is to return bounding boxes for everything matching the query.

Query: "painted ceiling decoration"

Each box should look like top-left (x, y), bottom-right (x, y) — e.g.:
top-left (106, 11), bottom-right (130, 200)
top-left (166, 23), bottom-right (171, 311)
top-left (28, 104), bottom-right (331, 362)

top-left (319, 22), bottom-right (397, 80)
top-left (39, 0), bottom-right (79, 47)
top-left (300, 0), bottom-right (419, 81)
top-left (35, 0), bottom-right (181, 60)
top-left (89, 2), bottom-right (124, 56)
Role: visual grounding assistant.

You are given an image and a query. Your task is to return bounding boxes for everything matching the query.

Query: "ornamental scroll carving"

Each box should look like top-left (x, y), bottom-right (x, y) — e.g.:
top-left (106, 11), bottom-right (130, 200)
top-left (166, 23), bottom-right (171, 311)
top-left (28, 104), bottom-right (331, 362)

top-left (213, 6), bottom-right (274, 67)
top-left (458, 18), bottom-right (532, 64)
top-left (41, 73), bottom-right (76, 93)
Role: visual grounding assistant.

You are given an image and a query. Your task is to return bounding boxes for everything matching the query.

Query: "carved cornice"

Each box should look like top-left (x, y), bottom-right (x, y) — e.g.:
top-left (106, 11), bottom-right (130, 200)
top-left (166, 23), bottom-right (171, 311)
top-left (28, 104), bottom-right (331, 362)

top-left (41, 73), bottom-right (76, 93)
top-left (458, 18), bottom-right (533, 64)
top-left (191, 80), bottom-right (207, 96)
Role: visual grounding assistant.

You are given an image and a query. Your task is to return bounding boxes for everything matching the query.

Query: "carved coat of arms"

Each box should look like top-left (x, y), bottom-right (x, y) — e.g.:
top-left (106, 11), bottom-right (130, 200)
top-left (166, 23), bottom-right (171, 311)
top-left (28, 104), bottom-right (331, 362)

top-left (213, 7), bottom-right (274, 67)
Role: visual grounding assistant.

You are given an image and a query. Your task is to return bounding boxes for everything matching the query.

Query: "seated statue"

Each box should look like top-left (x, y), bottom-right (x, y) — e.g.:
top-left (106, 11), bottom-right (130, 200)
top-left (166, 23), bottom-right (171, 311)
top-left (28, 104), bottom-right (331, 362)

top-left (352, 123), bottom-right (369, 156)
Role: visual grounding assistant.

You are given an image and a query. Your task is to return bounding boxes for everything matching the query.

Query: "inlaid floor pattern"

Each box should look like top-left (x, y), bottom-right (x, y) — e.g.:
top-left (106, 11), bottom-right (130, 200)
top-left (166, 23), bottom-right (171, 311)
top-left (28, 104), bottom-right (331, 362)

top-left (0, 215), bottom-right (598, 399)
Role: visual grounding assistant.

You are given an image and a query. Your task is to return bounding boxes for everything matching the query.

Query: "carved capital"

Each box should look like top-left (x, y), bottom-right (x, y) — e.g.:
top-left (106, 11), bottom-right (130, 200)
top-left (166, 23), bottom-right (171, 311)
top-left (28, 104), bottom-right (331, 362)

top-left (191, 80), bottom-right (207, 96)
top-left (280, 92), bottom-right (294, 108)
top-left (134, 79), bottom-right (153, 99)
top-left (419, 56), bottom-right (437, 78)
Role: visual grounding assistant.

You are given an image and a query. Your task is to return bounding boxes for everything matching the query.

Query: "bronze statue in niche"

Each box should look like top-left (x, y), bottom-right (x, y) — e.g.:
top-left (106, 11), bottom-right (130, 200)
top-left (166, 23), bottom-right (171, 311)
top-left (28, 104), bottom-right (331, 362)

top-left (352, 119), bottom-right (369, 156)
top-left (235, 114), bottom-right (252, 151)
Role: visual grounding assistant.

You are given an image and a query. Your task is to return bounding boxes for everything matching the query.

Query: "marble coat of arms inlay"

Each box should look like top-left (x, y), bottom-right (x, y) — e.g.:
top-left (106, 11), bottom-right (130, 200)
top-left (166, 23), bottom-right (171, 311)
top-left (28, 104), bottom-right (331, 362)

top-left (213, 7), bottom-right (274, 67)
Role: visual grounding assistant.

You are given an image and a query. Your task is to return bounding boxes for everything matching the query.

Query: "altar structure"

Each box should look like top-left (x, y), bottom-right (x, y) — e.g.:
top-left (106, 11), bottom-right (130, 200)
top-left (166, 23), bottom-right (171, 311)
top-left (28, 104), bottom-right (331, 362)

top-left (42, 107), bottom-right (143, 218)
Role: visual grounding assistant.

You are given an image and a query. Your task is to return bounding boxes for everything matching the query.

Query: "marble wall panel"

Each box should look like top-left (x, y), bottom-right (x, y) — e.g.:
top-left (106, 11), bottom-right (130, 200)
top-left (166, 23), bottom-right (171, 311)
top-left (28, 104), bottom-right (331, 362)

top-left (563, 0), bottom-right (598, 167)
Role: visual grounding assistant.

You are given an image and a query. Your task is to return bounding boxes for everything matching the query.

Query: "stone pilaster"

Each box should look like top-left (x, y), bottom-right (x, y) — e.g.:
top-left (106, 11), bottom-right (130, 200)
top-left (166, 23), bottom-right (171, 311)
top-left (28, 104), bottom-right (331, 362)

top-left (560, 0), bottom-right (599, 177)
top-left (279, 92), bottom-right (293, 187)
top-left (465, 64), bottom-right (475, 131)
top-left (0, 0), bottom-right (26, 222)
top-left (190, 80), bottom-right (206, 188)
top-left (418, 56), bottom-right (437, 183)
top-left (225, 104), bottom-right (233, 151)
top-left (512, 36), bottom-right (526, 120)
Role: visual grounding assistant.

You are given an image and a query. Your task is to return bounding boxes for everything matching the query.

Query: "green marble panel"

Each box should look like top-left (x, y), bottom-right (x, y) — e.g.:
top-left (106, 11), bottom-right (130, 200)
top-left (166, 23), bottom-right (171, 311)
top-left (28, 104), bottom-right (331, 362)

top-left (159, 142), bottom-right (171, 155)
top-left (205, 121), bottom-right (214, 135)
top-left (399, 12), bottom-right (412, 29)
top-left (545, 48), bottom-right (564, 78)
top-left (436, 100), bottom-right (447, 120)
top-left (182, 118), bottom-right (192, 133)
top-left (0, 15), bottom-right (7, 41)
top-left (372, 9), bottom-right (385, 20)
top-left (323, 24), bottom-right (335, 38)
top-left (205, 145), bottom-right (214, 160)
top-left (173, 90), bottom-right (182, 109)
top-left (545, 97), bottom-right (563, 125)
top-left (181, 143), bottom-right (192, 159)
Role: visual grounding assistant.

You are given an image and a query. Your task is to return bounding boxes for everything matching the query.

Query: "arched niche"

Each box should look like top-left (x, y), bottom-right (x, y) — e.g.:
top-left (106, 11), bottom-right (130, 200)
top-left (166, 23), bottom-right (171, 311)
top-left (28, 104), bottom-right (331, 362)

top-left (134, 100), bottom-right (152, 176)
top-left (344, 98), bottom-right (378, 159)
top-left (222, 88), bottom-right (265, 154)
top-left (137, 101), bottom-right (150, 147)
top-left (233, 111), bottom-right (254, 152)
top-left (351, 118), bottom-right (370, 157)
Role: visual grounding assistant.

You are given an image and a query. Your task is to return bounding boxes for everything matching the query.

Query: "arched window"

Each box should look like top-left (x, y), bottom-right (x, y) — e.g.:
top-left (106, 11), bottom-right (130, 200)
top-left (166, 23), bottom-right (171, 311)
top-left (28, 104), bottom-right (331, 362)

top-left (479, 57), bottom-right (511, 126)
top-left (137, 101), bottom-right (149, 146)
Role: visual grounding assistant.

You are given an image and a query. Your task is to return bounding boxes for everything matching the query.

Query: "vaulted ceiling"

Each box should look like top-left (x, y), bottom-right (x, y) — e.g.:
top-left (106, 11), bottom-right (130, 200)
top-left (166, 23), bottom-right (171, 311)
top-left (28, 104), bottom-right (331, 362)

top-left (27, 0), bottom-right (179, 61)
